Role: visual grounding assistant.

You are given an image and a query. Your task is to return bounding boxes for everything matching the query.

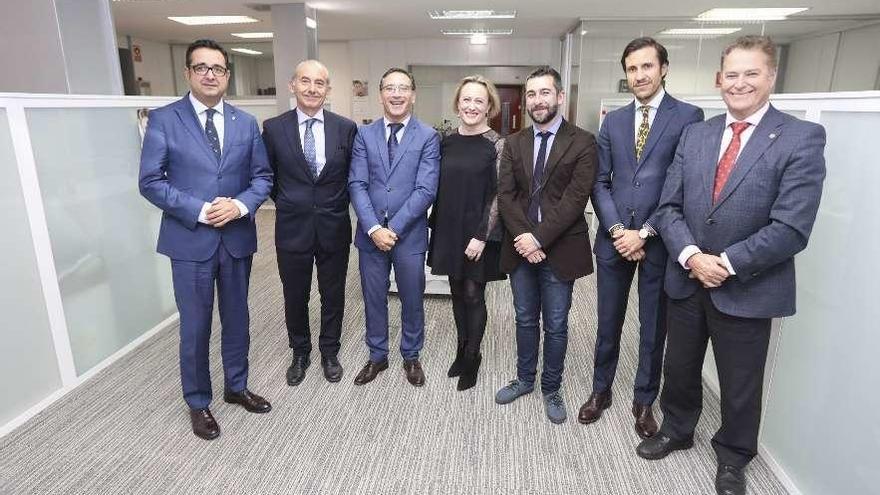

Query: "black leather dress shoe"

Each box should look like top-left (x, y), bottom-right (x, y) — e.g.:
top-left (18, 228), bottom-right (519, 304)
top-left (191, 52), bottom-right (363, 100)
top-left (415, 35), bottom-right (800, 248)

top-left (636, 432), bottom-right (694, 460)
top-left (321, 355), bottom-right (343, 383)
top-left (632, 402), bottom-right (659, 439)
top-left (353, 359), bottom-right (388, 385)
top-left (716, 464), bottom-right (746, 495)
top-left (577, 390), bottom-right (612, 425)
top-left (223, 389), bottom-right (272, 413)
top-left (286, 355), bottom-right (311, 386)
top-left (189, 408), bottom-right (220, 440)
top-left (403, 359), bottom-right (426, 387)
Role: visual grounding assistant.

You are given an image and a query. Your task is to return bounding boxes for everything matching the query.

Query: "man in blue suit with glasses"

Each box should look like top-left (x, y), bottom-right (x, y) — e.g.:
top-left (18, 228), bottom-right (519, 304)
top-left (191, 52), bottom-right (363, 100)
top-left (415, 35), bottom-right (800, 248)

top-left (139, 39), bottom-right (273, 441)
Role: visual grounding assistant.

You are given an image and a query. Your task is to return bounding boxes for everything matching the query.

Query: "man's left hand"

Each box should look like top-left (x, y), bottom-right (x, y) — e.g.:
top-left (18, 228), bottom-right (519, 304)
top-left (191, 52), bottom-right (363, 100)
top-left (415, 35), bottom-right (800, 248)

top-left (206, 197), bottom-right (241, 228)
top-left (514, 233), bottom-right (541, 258)
top-left (613, 229), bottom-right (646, 259)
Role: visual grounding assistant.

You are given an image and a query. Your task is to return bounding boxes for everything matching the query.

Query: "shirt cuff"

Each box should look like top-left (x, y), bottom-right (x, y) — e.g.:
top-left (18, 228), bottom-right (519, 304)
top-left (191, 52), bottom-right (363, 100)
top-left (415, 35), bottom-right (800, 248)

top-left (720, 252), bottom-right (736, 275)
top-left (678, 245), bottom-right (702, 269)
top-left (608, 223), bottom-right (625, 235)
top-left (530, 233), bottom-right (542, 248)
top-left (642, 222), bottom-right (657, 237)
top-left (198, 202), bottom-right (211, 224)
top-left (231, 199), bottom-right (248, 218)
top-left (367, 224), bottom-right (382, 236)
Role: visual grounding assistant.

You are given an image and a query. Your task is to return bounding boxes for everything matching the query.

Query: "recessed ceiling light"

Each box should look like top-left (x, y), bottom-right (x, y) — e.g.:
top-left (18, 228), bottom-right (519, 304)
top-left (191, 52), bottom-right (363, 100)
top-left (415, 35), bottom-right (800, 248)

top-left (168, 16), bottom-right (259, 26)
top-left (470, 34), bottom-right (488, 45)
top-left (696, 8), bottom-right (809, 22)
top-left (657, 27), bottom-right (742, 38)
top-left (428, 10), bottom-right (516, 20)
top-left (231, 32), bottom-right (273, 39)
top-left (305, 17), bottom-right (317, 29)
top-left (231, 48), bottom-right (263, 55)
top-left (441, 29), bottom-right (513, 36)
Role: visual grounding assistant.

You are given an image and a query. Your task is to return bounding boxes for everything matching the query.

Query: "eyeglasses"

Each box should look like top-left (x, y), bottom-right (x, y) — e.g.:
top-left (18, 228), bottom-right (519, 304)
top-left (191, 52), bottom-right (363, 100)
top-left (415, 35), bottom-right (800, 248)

top-left (189, 64), bottom-right (229, 77)
top-left (381, 84), bottom-right (413, 94)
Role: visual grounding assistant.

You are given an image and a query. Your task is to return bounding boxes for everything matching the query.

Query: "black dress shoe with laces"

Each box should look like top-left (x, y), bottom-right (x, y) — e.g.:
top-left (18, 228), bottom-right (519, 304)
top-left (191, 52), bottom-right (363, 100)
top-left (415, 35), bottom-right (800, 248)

top-left (321, 355), bottom-right (343, 383)
top-left (715, 464), bottom-right (746, 495)
top-left (403, 359), bottom-right (426, 387)
top-left (189, 408), bottom-right (220, 440)
top-left (223, 389), bottom-right (272, 413)
top-left (636, 432), bottom-right (694, 460)
top-left (354, 359), bottom-right (388, 385)
top-left (286, 355), bottom-right (311, 386)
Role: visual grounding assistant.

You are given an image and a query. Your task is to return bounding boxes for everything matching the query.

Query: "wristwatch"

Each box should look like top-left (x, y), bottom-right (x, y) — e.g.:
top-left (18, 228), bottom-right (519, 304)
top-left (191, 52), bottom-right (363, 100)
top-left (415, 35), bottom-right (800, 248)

top-left (638, 227), bottom-right (652, 240)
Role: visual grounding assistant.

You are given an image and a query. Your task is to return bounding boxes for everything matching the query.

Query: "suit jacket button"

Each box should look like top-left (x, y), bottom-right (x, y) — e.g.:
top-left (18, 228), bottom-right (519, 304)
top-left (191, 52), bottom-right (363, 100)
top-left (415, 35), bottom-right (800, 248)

top-left (387, 187), bottom-right (392, 192)
top-left (634, 181), bottom-right (641, 188)
top-left (706, 218), bottom-right (714, 225)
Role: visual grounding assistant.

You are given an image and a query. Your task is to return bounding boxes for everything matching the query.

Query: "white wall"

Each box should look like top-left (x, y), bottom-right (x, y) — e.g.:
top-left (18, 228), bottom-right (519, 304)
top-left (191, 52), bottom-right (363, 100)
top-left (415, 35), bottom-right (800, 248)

top-left (128, 37), bottom-right (175, 96)
top-left (784, 22), bottom-right (880, 92)
top-left (784, 33), bottom-right (839, 93)
top-left (319, 41), bottom-right (352, 119)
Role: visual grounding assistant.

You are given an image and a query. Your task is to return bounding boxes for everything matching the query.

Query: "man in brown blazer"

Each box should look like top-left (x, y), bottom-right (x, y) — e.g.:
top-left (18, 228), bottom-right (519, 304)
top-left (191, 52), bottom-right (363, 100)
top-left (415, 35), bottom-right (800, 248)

top-left (494, 66), bottom-right (597, 424)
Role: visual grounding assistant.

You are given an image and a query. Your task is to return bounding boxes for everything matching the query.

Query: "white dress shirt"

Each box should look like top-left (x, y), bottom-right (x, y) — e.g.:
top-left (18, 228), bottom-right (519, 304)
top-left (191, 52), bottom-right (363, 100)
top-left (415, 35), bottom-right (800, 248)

top-left (632, 88), bottom-right (666, 140)
top-left (296, 107), bottom-right (327, 176)
top-left (677, 101), bottom-right (772, 274)
top-left (189, 93), bottom-right (248, 223)
top-left (368, 115), bottom-right (412, 235)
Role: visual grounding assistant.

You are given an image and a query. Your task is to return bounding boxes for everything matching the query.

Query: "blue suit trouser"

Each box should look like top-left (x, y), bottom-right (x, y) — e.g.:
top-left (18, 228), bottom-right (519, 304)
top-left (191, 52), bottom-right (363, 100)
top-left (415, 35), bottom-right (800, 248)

top-left (171, 242), bottom-right (252, 410)
top-left (358, 247), bottom-right (426, 362)
top-left (592, 250), bottom-right (667, 405)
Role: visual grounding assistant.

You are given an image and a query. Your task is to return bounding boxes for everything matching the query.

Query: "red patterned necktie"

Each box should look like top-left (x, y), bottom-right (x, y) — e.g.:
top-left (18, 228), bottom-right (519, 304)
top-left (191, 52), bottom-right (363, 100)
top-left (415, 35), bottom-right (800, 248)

top-left (713, 121), bottom-right (750, 203)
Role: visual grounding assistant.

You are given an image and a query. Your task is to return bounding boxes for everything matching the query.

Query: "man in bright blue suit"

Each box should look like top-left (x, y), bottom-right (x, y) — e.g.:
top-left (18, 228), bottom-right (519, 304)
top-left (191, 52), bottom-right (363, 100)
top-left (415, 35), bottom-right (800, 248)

top-left (637, 37), bottom-right (826, 495)
top-left (348, 67), bottom-right (440, 387)
top-left (579, 38), bottom-right (703, 439)
top-left (138, 40), bottom-right (273, 441)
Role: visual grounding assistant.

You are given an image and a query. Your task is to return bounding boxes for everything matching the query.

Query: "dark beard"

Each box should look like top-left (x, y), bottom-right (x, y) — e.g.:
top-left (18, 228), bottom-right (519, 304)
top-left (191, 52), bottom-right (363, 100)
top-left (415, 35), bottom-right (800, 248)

top-left (528, 103), bottom-right (558, 124)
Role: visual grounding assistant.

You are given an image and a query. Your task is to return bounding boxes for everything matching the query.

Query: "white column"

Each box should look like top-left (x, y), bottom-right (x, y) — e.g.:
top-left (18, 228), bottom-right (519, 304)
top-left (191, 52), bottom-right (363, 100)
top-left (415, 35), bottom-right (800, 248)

top-left (271, 3), bottom-right (319, 114)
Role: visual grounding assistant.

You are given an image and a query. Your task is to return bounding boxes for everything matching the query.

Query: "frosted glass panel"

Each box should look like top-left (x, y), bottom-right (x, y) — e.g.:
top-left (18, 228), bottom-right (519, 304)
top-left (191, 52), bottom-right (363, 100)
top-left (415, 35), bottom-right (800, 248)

top-left (27, 107), bottom-right (176, 374)
top-left (761, 111), bottom-right (880, 495)
top-left (0, 109), bottom-right (62, 424)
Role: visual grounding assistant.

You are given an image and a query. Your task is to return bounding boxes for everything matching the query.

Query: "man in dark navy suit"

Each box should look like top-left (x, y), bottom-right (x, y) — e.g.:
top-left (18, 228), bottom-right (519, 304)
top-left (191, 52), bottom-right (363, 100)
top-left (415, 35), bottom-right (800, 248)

top-left (578, 38), bottom-right (703, 439)
top-left (139, 39), bottom-right (273, 440)
top-left (262, 60), bottom-right (358, 385)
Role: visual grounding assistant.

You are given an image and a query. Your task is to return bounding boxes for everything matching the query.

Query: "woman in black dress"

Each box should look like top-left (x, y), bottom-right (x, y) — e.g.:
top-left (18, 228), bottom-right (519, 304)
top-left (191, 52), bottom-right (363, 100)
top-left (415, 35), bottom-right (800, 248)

top-left (428, 75), bottom-right (505, 391)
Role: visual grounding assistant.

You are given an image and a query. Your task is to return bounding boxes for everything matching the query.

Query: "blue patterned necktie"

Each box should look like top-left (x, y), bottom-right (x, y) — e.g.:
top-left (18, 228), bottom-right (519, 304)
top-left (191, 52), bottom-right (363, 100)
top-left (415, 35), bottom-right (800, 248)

top-left (303, 118), bottom-right (318, 178)
top-left (528, 131), bottom-right (552, 224)
top-left (204, 108), bottom-right (221, 162)
top-left (387, 122), bottom-right (404, 165)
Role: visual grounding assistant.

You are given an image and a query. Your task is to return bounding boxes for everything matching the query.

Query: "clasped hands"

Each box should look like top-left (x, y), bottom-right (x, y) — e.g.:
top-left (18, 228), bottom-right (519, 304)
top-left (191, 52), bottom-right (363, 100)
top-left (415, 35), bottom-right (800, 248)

top-left (370, 227), bottom-right (398, 252)
top-left (514, 233), bottom-right (546, 264)
top-left (206, 196), bottom-right (242, 228)
top-left (464, 238), bottom-right (486, 261)
top-left (613, 229), bottom-right (646, 262)
top-left (686, 253), bottom-right (730, 288)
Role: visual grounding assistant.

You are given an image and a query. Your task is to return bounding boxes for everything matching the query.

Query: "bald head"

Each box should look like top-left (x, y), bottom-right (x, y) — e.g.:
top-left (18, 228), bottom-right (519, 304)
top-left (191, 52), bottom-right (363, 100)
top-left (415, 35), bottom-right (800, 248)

top-left (289, 59), bottom-right (330, 116)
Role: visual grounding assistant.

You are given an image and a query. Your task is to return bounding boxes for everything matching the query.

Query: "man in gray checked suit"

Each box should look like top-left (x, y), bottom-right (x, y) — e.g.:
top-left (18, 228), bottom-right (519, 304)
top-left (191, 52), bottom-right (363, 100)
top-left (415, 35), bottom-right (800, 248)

top-left (635, 36), bottom-right (826, 495)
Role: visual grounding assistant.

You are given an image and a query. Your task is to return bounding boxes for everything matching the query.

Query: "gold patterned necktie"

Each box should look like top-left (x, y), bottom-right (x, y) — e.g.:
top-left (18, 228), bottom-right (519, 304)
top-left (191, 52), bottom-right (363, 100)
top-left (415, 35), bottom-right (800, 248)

top-left (635, 105), bottom-right (650, 161)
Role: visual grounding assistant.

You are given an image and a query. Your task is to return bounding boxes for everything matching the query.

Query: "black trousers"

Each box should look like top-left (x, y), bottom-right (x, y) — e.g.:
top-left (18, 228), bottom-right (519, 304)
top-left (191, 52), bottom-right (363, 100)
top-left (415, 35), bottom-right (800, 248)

top-left (659, 287), bottom-right (771, 468)
top-left (276, 246), bottom-right (349, 358)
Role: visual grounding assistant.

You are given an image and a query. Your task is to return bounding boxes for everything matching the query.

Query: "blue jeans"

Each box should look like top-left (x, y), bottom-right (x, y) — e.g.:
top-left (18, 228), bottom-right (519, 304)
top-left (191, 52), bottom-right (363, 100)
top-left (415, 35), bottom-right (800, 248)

top-left (509, 261), bottom-right (574, 394)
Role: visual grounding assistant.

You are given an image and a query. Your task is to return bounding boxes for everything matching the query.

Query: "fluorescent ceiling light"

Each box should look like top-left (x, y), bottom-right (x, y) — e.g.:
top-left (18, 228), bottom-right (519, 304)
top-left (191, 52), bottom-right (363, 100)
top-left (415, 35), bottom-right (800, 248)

top-left (657, 27), bottom-right (742, 38)
top-left (231, 32), bottom-right (273, 39)
top-left (231, 48), bottom-right (263, 55)
top-left (428, 10), bottom-right (516, 19)
top-left (441, 29), bottom-right (513, 36)
top-left (305, 17), bottom-right (317, 29)
top-left (470, 34), bottom-right (488, 45)
top-left (168, 16), bottom-right (259, 26)
top-left (696, 8), bottom-right (809, 21)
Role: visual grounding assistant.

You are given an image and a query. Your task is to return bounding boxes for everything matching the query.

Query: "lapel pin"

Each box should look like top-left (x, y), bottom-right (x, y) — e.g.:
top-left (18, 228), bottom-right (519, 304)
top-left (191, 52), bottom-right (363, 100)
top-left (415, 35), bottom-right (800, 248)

top-left (232, 114), bottom-right (236, 121)
top-left (768, 133), bottom-right (776, 139)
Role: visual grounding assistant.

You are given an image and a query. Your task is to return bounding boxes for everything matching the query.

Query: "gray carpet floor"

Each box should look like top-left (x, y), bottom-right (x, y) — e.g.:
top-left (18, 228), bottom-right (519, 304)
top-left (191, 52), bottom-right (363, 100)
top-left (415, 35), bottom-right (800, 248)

top-left (0, 210), bottom-right (788, 494)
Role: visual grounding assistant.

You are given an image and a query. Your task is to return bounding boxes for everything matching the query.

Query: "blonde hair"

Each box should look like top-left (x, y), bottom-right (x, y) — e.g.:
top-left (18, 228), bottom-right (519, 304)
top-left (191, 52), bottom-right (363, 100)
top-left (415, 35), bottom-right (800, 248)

top-left (452, 75), bottom-right (501, 119)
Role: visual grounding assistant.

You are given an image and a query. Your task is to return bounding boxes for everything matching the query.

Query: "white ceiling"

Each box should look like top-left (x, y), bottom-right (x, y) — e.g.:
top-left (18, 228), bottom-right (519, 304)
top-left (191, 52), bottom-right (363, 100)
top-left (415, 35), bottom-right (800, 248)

top-left (111, 0), bottom-right (880, 45)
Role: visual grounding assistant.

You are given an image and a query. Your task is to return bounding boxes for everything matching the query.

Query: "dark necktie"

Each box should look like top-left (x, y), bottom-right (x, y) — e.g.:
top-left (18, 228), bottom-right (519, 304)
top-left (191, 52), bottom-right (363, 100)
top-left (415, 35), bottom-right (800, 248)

top-left (528, 131), bottom-right (552, 224)
top-left (387, 122), bottom-right (404, 165)
top-left (713, 122), bottom-right (750, 203)
top-left (204, 108), bottom-right (221, 162)
top-left (303, 118), bottom-right (318, 178)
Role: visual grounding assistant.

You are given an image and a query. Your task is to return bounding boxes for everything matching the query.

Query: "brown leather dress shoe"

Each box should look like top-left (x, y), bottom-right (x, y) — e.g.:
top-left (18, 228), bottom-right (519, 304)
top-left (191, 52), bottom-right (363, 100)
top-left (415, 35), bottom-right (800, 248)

top-left (403, 359), bottom-right (426, 387)
top-left (189, 408), bottom-right (220, 440)
top-left (632, 402), bottom-right (659, 439)
top-left (223, 389), bottom-right (272, 413)
top-left (577, 390), bottom-right (612, 425)
top-left (353, 359), bottom-right (388, 385)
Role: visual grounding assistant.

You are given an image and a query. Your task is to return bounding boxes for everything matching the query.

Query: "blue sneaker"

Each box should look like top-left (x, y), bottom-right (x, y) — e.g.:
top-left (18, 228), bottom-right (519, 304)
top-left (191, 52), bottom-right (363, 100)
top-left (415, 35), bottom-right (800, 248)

top-left (495, 379), bottom-right (534, 404)
top-left (543, 391), bottom-right (567, 424)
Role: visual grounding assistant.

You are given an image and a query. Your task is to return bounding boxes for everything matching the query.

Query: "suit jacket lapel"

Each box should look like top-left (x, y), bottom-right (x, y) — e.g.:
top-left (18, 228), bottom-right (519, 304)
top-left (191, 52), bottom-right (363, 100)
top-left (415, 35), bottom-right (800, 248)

top-left (174, 97), bottom-right (217, 164)
top-left (375, 119), bottom-right (391, 174)
top-left (219, 103), bottom-right (238, 171)
top-left (520, 126), bottom-right (535, 192)
top-left (318, 112), bottom-right (338, 181)
top-left (621, 102), bottom-right (637, 168)
top-left (637, 95), bottom-right (676, 168)
top-left (701, 115), bottom-right (727, 209)
top-left (541, 120), bottom-right (574, 185)
top-left (390, 119), bottom-right (417, 172)
top-left (712, 105), bottom-right (785, 210)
